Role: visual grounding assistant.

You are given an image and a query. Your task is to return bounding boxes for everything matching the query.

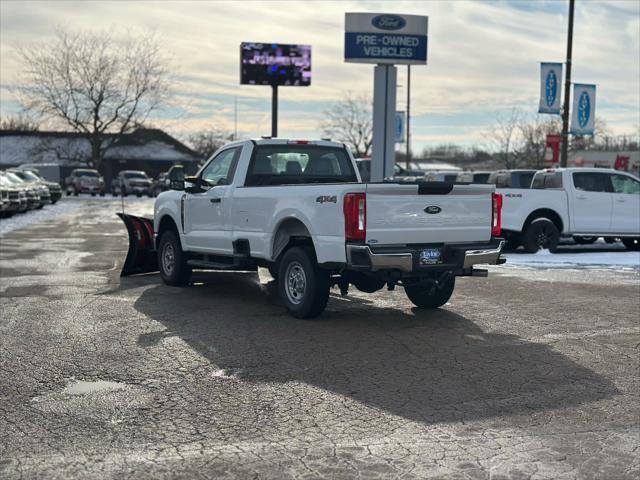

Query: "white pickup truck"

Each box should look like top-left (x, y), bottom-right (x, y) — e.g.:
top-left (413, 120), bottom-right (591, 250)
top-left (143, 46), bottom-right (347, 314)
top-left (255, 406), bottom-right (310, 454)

top-left (499, 167), bottom-right (640, 252)
top-left (119, 139), bottom-right (505, 318)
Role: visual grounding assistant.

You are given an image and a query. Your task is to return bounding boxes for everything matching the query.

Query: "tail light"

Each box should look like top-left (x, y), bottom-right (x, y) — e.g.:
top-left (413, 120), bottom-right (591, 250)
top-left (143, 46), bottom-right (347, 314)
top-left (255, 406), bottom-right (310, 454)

top-left (491, 192), bottom-right (503, 237)
top-left (344, 192), bottom-right (366, 241)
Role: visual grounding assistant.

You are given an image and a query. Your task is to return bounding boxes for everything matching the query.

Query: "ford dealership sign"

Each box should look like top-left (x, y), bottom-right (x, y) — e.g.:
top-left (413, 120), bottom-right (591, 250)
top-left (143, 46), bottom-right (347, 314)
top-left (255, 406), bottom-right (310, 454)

top-left (571, 84), bottom-right (596, 135)
top-left (345, 12), bottom-right (428, 65)
top-left (371, 14), bottom-right (406, 31)
top-left (538, 62), bottom-right (562, 114)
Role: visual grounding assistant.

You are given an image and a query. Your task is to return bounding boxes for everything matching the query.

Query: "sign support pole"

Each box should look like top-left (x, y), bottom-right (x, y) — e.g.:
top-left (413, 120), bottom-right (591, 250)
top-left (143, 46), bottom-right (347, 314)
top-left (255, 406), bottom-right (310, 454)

top-left (371, 64), bottom-right (397, 182)
top-left (560, 0), bottom-right (575, 168)
top-left (406, 65), bottom-right (411, 170)
top-left (271, 84), bottom-right (278, 137)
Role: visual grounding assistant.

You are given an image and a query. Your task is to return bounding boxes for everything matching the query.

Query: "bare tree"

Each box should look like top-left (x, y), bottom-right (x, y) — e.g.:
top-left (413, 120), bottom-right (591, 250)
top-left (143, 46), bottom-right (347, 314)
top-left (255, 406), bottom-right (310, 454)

top-left (486, 109), bottom-right (524, 169)
top-left (16, 28), bottom-right (171, 172)
top-left (320, 93), bottom-right (372, 158)
top-left (0, 115), bottom-right (39, 131)
top-left (188, 127), bottom-right (234, 162)
top-left (519, 115), bottom-right (562, 168)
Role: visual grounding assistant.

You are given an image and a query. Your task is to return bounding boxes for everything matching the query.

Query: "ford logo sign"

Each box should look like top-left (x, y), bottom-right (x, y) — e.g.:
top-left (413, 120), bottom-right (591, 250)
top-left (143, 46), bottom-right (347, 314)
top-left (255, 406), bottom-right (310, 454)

top-left (372, 14), bottom-right (406, 31)
top-left (545, 70), bottom-right (557, 107)
top-left (424, 205), bottom-right (441, 214)
top-left (578, 91), bottom-right (591, 128)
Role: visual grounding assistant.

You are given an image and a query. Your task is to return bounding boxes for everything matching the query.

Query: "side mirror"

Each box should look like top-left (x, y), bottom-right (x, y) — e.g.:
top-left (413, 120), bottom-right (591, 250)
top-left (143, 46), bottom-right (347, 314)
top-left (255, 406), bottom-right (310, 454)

top-left (167, 166), bottom-right (185, 191)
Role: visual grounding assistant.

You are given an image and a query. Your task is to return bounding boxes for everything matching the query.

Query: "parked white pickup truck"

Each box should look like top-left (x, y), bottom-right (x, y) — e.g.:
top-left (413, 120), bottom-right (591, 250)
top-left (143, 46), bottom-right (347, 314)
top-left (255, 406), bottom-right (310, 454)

top-left (499, 168), bottom-right (640, 252)
top-left (120, 139), bottom-right (505, 318)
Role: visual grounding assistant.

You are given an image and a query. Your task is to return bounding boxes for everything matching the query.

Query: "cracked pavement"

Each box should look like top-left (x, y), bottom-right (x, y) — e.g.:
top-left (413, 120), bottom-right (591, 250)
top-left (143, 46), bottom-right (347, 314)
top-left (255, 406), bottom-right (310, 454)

top-left (1, 198), bottom-right (639, 479)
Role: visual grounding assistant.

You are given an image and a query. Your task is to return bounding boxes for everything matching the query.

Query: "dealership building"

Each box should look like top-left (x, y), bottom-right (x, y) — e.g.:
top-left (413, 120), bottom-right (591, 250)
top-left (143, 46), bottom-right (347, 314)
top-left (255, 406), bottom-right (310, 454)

top-left (0, 128), bottom-right (201, 184)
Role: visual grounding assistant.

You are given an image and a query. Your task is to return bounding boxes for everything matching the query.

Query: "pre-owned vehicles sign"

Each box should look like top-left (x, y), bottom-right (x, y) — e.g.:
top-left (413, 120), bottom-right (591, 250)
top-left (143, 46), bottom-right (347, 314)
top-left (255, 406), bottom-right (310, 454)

top-left (345, 13), bottom-right (428, 64)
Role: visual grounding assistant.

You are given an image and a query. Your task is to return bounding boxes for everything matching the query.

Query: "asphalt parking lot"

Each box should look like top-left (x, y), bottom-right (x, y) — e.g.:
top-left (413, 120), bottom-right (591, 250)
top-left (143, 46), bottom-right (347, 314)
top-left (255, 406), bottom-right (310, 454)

top-left (1, 198), bottom-right (638, 479)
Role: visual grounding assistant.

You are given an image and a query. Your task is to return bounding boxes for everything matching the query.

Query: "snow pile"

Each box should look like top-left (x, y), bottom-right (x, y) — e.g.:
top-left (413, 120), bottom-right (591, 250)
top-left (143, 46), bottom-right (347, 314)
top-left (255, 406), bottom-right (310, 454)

top-left (504, 241), bottom-right (640, 270)
top-left (0, 200), bottom-right (82, 236)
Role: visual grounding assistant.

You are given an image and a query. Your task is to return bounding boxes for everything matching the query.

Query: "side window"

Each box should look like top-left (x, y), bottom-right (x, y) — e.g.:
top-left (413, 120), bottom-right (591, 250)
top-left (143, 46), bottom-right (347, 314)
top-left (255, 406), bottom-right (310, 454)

top-left (610, 174), bottom-right (640, 194)
top-left (543, 172), bottom-right (563, 189)
top-left (495, 174), bottom-right (509, 188)
top-left (200, 148), bottom-right (240, 187)
top-left (572, 172), bottom-right (609, 193)
top-left (531, 174), bottom-right (544, 189)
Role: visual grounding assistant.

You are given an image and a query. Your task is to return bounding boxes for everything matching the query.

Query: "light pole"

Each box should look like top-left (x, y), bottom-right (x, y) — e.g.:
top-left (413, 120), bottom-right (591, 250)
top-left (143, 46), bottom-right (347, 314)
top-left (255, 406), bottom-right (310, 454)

top-left (406, 65), bottom-right (411, 170)
top-left (560, 0), bottom-right (575, 168)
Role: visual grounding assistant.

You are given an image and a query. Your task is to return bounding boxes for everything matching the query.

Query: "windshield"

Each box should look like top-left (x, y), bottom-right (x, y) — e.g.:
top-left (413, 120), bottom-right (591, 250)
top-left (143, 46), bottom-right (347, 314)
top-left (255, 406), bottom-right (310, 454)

top-left (4, 172), bottom-right (25, 184)
top-left (18, 171), bottom-right (40, 182)
top-left (25, 170), bottom-right (44, 180)
top-left (124, 172), bottom-right (149, 179)
top-left (76, 170), bottom-right (99, 177)
top-left (245, 145), bottom-right (357, 186)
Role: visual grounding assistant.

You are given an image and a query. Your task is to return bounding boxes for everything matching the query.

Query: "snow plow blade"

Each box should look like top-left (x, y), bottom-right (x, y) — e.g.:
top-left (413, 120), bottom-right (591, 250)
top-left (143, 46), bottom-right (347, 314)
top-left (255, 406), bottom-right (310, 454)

top-left (117, 213), bottom-right (158, 276)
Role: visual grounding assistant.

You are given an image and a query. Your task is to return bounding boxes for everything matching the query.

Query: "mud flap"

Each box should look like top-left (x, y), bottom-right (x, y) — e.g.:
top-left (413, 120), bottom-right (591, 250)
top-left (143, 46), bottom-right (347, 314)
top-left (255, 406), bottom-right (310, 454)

top-left (117, 213), bottom-right (158, 276)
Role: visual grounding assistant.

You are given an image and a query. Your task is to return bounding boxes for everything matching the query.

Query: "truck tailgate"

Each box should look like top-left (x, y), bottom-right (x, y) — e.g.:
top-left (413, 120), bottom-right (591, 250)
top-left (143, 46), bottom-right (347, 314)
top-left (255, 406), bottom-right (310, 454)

top-left (365, 183), bottom-right (494, 245)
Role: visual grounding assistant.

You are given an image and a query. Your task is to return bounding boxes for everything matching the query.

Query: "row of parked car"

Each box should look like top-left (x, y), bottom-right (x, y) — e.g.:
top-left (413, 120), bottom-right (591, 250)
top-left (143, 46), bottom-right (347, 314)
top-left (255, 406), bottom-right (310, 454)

top-left (0, 168), bottom-right (63, 218)
top-left (355, 159), bottom-right (640, 252)
top-left (64, 168), bottom-right (170, 197)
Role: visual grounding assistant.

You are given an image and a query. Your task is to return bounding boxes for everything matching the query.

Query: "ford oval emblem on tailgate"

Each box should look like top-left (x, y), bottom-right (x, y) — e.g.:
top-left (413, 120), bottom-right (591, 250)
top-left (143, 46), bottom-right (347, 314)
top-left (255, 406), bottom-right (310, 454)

top-left (424, 206), bottom-right (441, 214)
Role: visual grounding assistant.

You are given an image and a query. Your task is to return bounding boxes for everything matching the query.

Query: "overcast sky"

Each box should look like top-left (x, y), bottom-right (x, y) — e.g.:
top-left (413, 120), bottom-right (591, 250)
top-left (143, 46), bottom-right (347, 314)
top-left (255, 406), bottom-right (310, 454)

top-left (1, 0), bottom-right (638, 152)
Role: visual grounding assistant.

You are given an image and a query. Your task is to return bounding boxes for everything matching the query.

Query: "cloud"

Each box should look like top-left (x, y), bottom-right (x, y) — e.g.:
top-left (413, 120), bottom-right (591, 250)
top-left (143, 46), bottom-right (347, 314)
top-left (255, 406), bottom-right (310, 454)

top-left (1, 0), bottom-right (638, 149)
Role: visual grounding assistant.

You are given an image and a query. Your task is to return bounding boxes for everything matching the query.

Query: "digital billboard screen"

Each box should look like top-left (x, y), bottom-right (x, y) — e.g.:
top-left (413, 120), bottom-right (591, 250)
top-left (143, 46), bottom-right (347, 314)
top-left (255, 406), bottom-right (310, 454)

top-left (240, 42), bottom-right (311, 87)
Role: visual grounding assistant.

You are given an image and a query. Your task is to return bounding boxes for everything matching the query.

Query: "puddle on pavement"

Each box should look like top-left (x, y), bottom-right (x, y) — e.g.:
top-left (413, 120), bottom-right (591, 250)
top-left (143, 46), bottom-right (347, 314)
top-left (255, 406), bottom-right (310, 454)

top-left (30, 378), bottom-right (150, 422)
top-left (63, 379), bottom-right (127, 395)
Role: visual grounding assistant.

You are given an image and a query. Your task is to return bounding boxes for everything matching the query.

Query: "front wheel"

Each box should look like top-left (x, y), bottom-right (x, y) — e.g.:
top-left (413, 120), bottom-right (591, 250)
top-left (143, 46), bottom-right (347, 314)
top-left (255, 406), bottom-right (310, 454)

top-left (522, 218), bottom-right (559, 253)
top-left (622, 238), bottom-right (640, 251)
top-left (404, 275), bottom-right (455, 309)
top-left (158, 230), bottom-right (192, 286)
top-left (278, 246), bottom-right (329, 319)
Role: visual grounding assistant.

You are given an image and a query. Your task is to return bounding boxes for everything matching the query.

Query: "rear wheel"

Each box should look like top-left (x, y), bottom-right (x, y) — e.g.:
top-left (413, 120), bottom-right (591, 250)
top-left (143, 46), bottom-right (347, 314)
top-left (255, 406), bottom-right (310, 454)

top-left (404, 275), bottom-right (455, 309)
top-left (522, 218), bottom-right (559, 253)
top-left (622, 238), bottom-right (640, 251)
top-left (278, 246), bottom-right (329, 319)
top-left (158, 230), bottom-right (192, 286)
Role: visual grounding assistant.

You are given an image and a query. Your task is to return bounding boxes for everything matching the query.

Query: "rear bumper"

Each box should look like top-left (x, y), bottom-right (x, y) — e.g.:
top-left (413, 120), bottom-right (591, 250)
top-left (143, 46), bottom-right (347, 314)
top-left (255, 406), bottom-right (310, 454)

top-left (346, 239), bottom-right (505, 273)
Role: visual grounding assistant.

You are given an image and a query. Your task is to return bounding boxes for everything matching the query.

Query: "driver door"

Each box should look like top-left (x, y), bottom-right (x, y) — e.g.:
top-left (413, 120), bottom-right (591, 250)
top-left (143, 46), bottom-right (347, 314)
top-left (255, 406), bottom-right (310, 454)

top-left (183, 147), bottom-right (240, 254)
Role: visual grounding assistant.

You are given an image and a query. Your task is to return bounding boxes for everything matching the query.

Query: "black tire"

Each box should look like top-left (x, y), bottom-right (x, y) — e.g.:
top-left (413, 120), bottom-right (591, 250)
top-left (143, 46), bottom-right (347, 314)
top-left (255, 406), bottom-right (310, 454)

top-left (278, 246), bottom-right (329, 319)
top-left (91, 193), bottom-right (96, 197)
top-left (404, 275), bottom-right (455, 309)
top-left (73, 190), bottom-right (79, 196)
top-left (622, 238), bottom-right (640, 251)
top-left (51, 200), bottom-right (58, 205)
top-left (158, 230), bottom-right (192, 286)
top-left (99, 192), bottom-right (105, 197)
top-left (522, 218), bottom-right (559, 253)
top-left (574, 236), bottom-right (597, 245)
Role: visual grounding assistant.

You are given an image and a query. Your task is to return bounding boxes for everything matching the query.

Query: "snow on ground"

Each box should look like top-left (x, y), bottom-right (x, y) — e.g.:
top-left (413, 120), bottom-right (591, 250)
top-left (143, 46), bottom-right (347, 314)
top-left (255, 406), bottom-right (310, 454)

top-left (503, 239), bottom-right (640, 270)
top-left (0, 196), bottom-right (153, 237)
top-left (0, 199), bottom-right (83, 237)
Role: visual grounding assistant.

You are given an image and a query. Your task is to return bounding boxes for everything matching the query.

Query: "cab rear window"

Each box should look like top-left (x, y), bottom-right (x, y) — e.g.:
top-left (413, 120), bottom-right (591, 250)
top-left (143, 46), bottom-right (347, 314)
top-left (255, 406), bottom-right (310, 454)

top-left (245, 145), bottom-right (357, 186)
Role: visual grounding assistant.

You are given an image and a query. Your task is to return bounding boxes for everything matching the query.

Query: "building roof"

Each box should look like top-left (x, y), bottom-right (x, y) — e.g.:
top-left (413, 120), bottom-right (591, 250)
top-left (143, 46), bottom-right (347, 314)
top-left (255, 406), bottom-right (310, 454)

top-left (0, 128), bottom-right (200, 166)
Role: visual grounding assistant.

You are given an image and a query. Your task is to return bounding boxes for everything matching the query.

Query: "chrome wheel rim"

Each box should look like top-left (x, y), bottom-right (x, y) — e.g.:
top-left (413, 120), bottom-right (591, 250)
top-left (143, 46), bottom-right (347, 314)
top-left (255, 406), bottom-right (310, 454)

top-left (285, 261), bottom-right (306, 305)
top-left (162, 242), bottom-right (175, 275)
